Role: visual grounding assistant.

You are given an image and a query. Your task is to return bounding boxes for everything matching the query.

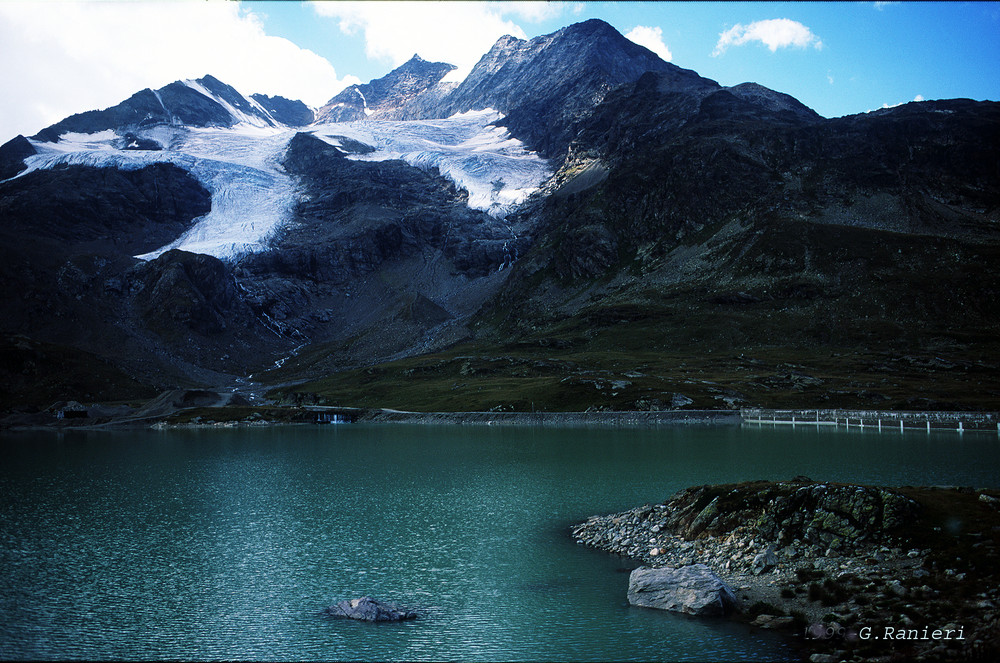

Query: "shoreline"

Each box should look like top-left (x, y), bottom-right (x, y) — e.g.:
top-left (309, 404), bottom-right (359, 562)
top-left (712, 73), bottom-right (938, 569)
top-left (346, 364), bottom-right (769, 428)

top-left (5, 401), bottom-right (1000, 432)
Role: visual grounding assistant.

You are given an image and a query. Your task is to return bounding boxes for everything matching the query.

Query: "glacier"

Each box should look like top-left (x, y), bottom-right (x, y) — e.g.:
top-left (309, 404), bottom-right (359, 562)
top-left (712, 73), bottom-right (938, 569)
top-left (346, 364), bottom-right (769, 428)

top-left (312, 109), bottom-right (552, 218)
top-left (19, 125), bottom-right (297, 261)
top-left (14, 108), bottom-right (552, 262)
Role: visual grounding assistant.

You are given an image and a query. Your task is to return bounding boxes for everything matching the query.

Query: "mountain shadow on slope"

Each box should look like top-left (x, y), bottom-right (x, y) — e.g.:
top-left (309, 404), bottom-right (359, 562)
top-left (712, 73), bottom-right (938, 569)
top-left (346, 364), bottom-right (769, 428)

top-left (0, 135), bottom-right (37, 179)
top-left (0, 163), bottom-right (290, 403)
top-left (0, 162), bottom-right (210, 253)
top-left (457, 83), bottom-right (1000, 411)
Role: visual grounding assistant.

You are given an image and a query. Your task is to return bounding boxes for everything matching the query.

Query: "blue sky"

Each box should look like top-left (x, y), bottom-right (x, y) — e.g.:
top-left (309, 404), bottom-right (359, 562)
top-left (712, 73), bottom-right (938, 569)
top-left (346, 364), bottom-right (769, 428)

top-left (1, 1), bottom-right (998, 140)
top-left (269, 1), bottom-right (999, 117)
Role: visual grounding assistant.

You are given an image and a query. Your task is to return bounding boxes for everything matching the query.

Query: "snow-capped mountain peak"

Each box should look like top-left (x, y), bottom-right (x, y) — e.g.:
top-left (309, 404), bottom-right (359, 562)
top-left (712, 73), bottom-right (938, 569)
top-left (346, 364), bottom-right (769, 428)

top-left (31, 75), bottom-right (313, 144)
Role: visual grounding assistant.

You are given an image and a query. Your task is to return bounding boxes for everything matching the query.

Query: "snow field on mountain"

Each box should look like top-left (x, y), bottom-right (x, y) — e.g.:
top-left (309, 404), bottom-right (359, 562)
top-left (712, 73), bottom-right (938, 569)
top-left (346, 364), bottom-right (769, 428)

top-left (312, 109), bottom-right (552, 217)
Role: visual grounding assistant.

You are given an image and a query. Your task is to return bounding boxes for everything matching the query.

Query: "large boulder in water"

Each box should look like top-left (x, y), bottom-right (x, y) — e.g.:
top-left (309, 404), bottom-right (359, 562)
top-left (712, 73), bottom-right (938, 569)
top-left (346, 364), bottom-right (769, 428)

top-left (627, 564), bottom-right (739, 616)
top-left (325, 596), bottom-right (418, 622)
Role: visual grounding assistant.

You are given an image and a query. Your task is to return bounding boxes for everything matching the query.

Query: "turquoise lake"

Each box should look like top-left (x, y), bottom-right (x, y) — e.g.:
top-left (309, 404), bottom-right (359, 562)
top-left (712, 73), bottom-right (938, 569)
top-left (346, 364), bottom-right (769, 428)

top-left (2, 423), bottom-right (998, 661)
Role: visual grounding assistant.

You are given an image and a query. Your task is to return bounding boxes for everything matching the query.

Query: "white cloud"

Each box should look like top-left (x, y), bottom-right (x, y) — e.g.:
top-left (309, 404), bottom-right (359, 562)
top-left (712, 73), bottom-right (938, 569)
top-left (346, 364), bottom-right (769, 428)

top-left (712, 18), bottom-right (823, 57)
top-left (867, 94), bottom-right (926, 113)
top-left (494, 1), bottom-right (566, 23)
top-left (310, 1), bottom-right (532, 83)
top-left (624, 25), bottom-right (672, 62)
top-left (0, 1), bottom-right (357, 140)
top-left (883, 93), bottom-right (926, 108)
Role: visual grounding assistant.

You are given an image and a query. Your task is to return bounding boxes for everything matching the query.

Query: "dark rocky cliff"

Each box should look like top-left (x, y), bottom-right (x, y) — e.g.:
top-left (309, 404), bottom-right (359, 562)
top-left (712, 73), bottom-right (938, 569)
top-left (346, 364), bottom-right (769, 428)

top-left (0, 163), bottom-right (287, 400)
top-left (0, 135), bottom-right (37, 179)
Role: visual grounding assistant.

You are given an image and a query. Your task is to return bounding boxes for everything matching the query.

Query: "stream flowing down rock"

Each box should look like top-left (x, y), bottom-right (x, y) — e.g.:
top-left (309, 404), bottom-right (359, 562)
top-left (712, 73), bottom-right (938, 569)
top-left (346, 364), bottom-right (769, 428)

top-left (627, 564), bottom-right (739, 616)
top-left (325, 596), bottom-right (418, 622)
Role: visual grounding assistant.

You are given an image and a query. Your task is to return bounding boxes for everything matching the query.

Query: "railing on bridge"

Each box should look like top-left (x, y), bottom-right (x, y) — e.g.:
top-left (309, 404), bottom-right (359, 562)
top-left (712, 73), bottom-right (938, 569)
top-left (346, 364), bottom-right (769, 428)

top-left (741, 408), bottom-right (1000, 434)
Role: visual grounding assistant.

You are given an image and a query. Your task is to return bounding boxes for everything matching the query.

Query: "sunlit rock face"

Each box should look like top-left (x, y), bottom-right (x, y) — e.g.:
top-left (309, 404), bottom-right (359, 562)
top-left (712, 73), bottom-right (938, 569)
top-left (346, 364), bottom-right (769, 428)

top-left (315, 54), bottom-right (456, 124)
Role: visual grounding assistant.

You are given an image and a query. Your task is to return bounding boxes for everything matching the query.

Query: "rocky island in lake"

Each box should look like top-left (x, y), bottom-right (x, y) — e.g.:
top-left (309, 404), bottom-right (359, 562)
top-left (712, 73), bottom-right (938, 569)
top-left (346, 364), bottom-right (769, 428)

top-left (573, 479), bottom-right (1000, 662)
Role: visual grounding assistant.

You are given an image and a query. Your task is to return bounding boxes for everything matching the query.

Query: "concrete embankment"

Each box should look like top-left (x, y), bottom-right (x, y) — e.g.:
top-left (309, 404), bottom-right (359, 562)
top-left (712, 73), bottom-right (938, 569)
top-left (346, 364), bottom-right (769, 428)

top-left (358, 407), bottom-right (1000, 431)
top-left (359, 409), bottom-right (740, 427)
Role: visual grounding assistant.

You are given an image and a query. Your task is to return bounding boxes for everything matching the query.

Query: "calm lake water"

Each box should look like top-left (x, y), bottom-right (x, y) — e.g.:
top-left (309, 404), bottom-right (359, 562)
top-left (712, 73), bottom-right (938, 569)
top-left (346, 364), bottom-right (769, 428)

top-left (2, 423), bottom-right (999, 661)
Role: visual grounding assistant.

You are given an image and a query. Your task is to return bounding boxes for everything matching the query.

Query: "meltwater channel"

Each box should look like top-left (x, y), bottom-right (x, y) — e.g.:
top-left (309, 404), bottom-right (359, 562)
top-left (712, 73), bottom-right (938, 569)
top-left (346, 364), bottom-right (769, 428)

top-left (2, 423), bottom-right (998, 661)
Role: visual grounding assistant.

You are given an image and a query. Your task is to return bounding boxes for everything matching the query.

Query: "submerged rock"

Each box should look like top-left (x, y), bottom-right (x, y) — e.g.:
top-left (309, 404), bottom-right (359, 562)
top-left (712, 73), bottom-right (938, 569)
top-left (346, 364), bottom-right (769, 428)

top-left (325, 596), bottom-right (418, 622)
top-left (627, 564), bottom-right (739, 616)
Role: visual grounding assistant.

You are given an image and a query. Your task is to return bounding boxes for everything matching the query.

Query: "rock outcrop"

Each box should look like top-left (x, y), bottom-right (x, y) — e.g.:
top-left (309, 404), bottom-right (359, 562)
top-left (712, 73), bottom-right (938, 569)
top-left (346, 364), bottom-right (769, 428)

top-left (325, 596), bottom-right (418, 622)
top-left (249, 93), bottom-right (314, 127)
top-left (573, 480), bottom-right (922, 568)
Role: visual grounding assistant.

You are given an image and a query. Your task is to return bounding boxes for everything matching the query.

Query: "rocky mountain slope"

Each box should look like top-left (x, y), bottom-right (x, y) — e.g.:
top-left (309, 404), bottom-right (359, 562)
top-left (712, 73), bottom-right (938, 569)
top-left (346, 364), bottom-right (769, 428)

top-left (402, 18), bottom-right (712, 161)
top-left (315, 54), bottom-right (455, 123)
top-left (273, 62), bottom-right (1000, 412)
top-left (1, 19), bottom-right (998, 413)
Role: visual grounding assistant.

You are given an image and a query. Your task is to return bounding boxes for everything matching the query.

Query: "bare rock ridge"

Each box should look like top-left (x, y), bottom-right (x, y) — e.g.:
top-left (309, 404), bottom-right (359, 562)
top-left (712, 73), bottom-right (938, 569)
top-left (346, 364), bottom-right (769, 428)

top-left (315, 54), bottom-right (456, 123)
top-left (316, 19), bottom-right (717, 160)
